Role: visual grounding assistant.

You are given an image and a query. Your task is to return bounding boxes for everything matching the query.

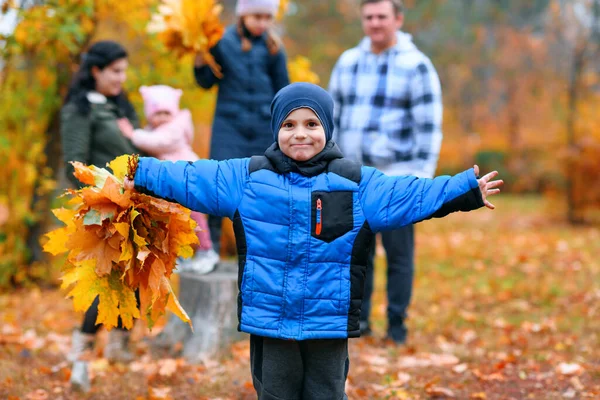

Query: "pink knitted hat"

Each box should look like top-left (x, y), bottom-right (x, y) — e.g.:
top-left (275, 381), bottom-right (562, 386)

top-left (139, 85), bottom-right (182, 119)
top-left (235, 0), bottom-right (279, 16)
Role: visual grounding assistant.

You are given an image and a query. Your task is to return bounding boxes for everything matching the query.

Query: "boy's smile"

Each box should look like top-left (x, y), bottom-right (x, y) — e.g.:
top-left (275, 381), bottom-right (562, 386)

top-left (278, 107), bottom-right (327, 162)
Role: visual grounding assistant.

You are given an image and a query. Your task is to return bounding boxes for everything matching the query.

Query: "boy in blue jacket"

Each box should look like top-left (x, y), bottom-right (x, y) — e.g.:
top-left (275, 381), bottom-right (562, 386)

top-left (126, 83), bottom-right (503, 399)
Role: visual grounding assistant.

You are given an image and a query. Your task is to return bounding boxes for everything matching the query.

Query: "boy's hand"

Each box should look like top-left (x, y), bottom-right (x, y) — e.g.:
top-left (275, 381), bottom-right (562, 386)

top-left (124, 177), bottom-right (135, 191)
top-left (474, 164), bottom-right (504, 210)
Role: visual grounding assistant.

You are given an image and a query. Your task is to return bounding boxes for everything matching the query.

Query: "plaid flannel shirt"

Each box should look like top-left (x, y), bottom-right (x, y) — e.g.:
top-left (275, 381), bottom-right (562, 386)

top-left (329, 31), bottom-right (443, 178)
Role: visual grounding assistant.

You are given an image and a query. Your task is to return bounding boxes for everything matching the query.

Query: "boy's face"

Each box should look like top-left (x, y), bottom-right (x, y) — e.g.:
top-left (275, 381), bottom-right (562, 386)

top-left (148, 110), bottom-right (173, 129)
top-left (278, 108), bottom-right (327, 162)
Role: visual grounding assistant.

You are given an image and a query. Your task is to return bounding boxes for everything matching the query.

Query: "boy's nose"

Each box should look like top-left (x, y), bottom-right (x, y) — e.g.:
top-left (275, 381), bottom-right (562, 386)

top-left (294, 130), bottom-right (308, 139)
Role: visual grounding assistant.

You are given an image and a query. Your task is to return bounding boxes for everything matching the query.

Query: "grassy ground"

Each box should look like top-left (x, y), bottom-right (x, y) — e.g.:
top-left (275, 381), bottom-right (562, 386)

top-left (1, 195), bottom-right (599, 399)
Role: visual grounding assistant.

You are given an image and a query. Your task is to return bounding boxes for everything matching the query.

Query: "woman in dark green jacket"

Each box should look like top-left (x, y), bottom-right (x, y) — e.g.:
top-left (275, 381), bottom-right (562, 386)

top-left (60, 40), bottom-right (141, 390)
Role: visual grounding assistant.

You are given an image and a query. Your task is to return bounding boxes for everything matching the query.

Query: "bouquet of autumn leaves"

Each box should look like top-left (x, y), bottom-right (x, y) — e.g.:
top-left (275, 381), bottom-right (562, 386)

top-left (43, 155), bottom-right (196, 331)
top-left (148, 0), bottom-right (225, 78)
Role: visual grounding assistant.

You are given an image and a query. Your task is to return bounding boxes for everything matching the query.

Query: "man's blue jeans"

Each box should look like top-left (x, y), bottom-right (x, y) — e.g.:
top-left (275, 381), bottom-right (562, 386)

top-left (360, 224), bottom-right (415, 343)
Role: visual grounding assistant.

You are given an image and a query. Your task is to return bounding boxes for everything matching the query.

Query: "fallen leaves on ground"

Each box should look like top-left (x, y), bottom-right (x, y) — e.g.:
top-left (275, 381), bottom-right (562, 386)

top-left (2, 196), bottom-right (600, 399)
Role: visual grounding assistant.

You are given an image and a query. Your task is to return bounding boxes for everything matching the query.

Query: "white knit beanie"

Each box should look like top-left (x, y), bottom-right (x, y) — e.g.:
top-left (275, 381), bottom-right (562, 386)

top-left (235, 0), bottom-right (279, 16)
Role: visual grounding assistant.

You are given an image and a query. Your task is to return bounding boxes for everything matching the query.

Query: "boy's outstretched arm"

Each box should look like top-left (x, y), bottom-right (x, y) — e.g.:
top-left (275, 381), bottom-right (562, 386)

top-left (359, 165), bottom-right (503, 232)
top-left (126, 157), bottom-right (248, 219)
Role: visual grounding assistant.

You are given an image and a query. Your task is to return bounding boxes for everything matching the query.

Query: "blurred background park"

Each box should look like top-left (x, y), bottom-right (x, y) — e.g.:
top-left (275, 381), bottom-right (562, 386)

top-left (1, 0), bottom-right (599, 399)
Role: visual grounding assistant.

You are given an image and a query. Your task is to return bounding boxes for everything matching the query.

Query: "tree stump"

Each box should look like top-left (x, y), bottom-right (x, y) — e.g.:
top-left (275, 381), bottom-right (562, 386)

top-left (156, 261), bottom-right (247, 363)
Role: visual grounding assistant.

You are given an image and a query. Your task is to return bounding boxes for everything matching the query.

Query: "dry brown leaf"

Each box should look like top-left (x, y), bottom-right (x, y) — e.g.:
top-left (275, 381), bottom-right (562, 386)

top-left (470, 392), bottom-right (487, 399)
top-left (570, 376), bottom-right (584, 390)
top-left (149, 386), bottom-right (174, 400)
top-left (25, 389), bottom-right (49, 400)
top-left (425, 386), bottom-right (456, 398)
top-left (557, 363), bottom-right (583, 376)
top-left (453, 363), bottom-right (469, 374)
top-left (392, 372), bottom-right (411, 387)
top-left (398, 353), bottom-right (459, 369)
top-left (158, 359), bottom-right (179, 377)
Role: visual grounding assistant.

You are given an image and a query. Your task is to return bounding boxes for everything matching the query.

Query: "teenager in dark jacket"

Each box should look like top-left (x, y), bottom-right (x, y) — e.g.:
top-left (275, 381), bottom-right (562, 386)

top-left (194, 0), bottom-right (289, 258)
top-left (125, 83), bottom-right (503, 399)
top-left (60, 40), bottom-right (141, 390)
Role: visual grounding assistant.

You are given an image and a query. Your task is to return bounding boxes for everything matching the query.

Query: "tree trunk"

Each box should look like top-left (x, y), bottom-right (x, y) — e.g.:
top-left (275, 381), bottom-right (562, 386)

top-left (565, 44), bottom-right (585, 224)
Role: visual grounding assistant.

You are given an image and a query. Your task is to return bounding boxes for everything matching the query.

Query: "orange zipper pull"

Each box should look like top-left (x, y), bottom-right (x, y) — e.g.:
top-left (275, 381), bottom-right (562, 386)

top-left (316, 198), bottom-right (322, 236)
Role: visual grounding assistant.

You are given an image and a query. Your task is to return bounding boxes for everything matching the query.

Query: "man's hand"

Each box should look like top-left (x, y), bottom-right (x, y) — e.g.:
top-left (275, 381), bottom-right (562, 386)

top-left (474, 164), bottom-right (504, 210)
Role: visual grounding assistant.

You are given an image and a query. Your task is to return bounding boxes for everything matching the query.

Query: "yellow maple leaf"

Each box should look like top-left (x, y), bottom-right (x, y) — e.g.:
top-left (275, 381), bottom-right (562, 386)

top-left (52, 207), bottom-right (77, 226)
top-left (130, 209), bottom-right (148, 247)
top-left (60, 264), bottom-right (78, 290)
top-left (108, 155), bottom-right (130, 182)
top-left (42, 208), bottom-right (77, 255)
top-left (163, 277), bottom-right (192, 330)
top-left (114, 222), bottom-right (130, 239)
top-left (65, 260), bottom-right (140, 330)
top-left (43, 228), bottom-right (70, 255)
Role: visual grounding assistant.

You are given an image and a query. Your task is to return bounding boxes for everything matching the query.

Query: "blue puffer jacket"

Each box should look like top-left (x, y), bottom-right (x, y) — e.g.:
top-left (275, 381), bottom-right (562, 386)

top-left (134, 143), bottom-right (484, 340)
top-left (195, 25), bottom-right (289, 161)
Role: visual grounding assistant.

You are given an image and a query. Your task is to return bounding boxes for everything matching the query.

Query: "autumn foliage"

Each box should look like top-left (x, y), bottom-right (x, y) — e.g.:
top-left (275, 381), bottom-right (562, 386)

top-left (43, 156), bottom-right (195, 330)
top-left (148, 0), bottom-right (225, 77)
top-left (288, 56), bottom-right (320, 85)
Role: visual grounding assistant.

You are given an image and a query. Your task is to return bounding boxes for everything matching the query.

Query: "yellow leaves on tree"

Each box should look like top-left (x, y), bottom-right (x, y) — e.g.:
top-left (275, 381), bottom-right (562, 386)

top-left (288, 56), bottom-right (320, 85)
top-left (148, 0), bottom-right (225, 78)
top-left (43, 155), bottom-right (197, 330)
top-left (277, 0), bottom-right (290, 20)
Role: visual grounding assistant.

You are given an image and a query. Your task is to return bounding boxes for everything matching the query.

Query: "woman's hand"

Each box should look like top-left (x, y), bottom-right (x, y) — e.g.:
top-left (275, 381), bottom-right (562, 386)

top-left (474, 164), bottom-right (504, 210)
top-left (118, 118), bottom-right (134, 139)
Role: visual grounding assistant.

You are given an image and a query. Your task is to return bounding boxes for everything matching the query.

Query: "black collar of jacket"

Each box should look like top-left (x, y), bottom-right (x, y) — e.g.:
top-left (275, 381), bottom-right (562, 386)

top-left (264, 141), bottom-right (344, 177)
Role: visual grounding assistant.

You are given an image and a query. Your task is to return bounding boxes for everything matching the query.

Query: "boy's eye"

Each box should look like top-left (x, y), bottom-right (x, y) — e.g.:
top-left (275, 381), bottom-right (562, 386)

top-left (282, 122), bottom-right (294, 128)
top-left (307, 121), bottom-right (320, 128)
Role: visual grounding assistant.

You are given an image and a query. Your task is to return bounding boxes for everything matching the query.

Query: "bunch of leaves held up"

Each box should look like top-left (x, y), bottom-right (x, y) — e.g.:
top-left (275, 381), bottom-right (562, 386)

top-left (43, 155), bottom-right (197, 330)
top-left (148, 0), bottom-right (225, 78)
top-left (288, 56), bottom-right (320, 85)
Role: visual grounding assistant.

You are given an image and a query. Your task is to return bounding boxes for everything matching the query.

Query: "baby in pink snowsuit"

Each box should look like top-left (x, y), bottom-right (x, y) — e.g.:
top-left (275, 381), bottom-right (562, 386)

top-left (125, 85), bottom-right (219, 274)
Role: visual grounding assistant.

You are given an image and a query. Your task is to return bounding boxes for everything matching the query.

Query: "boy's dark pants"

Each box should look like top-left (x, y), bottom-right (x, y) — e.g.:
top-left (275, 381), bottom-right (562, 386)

top-left (360, 224), bottom-right (415, 343)
top-left (250, 335), bottom-right (349, 400)
top-left (208, 214), bottom-right (222, 254)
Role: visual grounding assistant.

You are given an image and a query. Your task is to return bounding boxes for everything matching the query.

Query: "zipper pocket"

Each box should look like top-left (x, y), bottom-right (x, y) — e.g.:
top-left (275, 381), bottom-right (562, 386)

top-left (316, 198), bottom-right (322, 236)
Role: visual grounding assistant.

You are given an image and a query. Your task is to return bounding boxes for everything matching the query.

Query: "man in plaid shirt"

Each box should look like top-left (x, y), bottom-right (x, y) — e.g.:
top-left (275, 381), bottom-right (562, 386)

top-left (329, 0), bottom-right (443, 344)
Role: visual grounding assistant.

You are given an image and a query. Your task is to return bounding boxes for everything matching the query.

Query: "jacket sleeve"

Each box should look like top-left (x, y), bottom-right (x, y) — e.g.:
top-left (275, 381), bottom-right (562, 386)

top-left (60, 103), bottom-right (91, 188)
top-left (359, 166), bottom-right (484, 232)
top-left (130, 111), bottom-right (192, 156)
top-left (194, 44), bottom-right (223, 89)
top-left (133, 156), bottom-right (249, 218)
top-left (269, 48), bottom-right (290, 93)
